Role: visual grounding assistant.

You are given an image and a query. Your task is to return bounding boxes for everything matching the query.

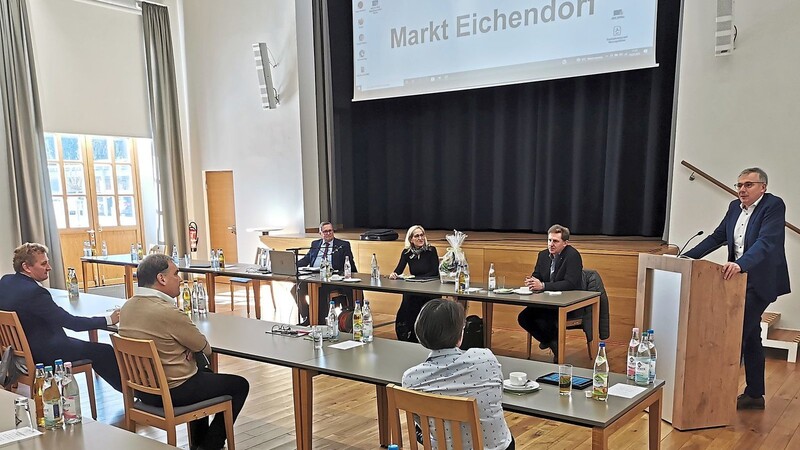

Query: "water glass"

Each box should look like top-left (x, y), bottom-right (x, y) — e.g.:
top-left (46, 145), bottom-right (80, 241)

top-left (312, 325), bottom-right (325, 350)
top-left (14, 397), bottom-right (34, 430)
top-left (559, 364), bottom-right (573, 396)
top-left (184, 254), bottom-right (191, 267)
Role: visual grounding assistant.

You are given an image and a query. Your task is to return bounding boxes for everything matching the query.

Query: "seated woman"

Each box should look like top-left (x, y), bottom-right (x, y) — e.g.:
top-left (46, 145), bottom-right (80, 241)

top-left (389, 225), bottom-right (439, 342)
top-left (402, 299), bottom-right (514, 450)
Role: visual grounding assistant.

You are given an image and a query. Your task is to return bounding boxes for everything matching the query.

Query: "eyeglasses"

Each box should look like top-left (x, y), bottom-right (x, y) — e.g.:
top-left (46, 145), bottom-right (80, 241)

top-left (733, 181), bottom-right (765, 189)
top-left (321, 229), bottom-right (334, 234)
top-left (412, 233), bottom-right (425, 238)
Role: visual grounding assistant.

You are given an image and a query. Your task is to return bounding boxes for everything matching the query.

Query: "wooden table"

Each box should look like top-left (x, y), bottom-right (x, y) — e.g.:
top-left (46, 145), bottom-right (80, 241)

top-left (304, 274), bottom-right (600, 364)
top-left (54, 290), bottom-right (661, 450)
top-left (80, 255), bottom-right (297, 319)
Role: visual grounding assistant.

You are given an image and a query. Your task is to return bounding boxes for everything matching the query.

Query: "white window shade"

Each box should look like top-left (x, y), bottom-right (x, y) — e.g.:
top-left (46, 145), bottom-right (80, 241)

top-left (30, 0), bottom-right (151, 138)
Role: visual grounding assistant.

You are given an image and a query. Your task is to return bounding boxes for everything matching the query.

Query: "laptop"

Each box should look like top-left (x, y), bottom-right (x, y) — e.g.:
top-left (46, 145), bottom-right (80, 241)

top-left (269, 250), bottom-right (299, 276)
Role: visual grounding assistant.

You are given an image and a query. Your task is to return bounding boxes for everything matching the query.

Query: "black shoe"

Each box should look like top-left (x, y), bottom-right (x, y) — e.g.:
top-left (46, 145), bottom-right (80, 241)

top-left (538, 341), bottom-right (549, 350)
top-left (549, 341), bottom-right (559, 362)
top-left (736, 393), bottom-right (765, 410)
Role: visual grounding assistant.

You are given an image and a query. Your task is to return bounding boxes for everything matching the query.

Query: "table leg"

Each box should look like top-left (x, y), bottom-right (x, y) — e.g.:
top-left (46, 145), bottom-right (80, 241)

top-left (557, 307), bottom-right (567, 364)
top-left (482, 302), bottom-right (494, 349)
top-left (210, 353), bottom-right (219, 373)
top-left (648, 388), bottom-right (662, 449)
top-left (309, 282), bottom-right (320, 325)
top-left (591, 297), bottom-right (600, 359)
top-left (88, 330), bottom-right (98, 343)
top-left (591, 426), bottom-right (610, 450)
top-left (252, 280), bottom-right (261, 320)
top-left (376, 385), bottom-right (389, 447)
top-left (292, 368), bottom-right (315, 450)
top-left (81, 261), bottom-right (90, 293)
top-left (205, 273), bottom-right (216, 313)
top-left (124, 266), bottom-right (134, 298)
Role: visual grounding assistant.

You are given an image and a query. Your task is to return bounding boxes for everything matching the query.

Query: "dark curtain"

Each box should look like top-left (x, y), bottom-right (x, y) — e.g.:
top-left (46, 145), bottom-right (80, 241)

top-left (326, 1), bottom-right (680, 236)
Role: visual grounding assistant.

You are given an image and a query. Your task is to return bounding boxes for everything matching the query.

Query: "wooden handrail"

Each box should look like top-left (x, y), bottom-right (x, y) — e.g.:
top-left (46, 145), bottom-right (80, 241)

top-left (681, 160), bottom-right (800, 236)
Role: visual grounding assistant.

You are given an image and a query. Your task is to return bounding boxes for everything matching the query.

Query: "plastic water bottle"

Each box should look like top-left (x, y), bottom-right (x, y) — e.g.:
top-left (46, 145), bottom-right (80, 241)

top-left (61, 362), bottom-right (82, 424)
top-left (42, 366), bottom-right (63, 429)
top-left (344, 256), bottom-right (352, 279)
top-left (370, 253), bottom-right (380, 280)
top-left (635, 331), bottom-right (652, 385)
top-left (210, 249), bottom-right (218, 270)
top-left (196, 280), bottom-right (207, 315)
top-left (353, 300), bottom-right (363, 341)
top-left (326, 300), bottom-right (339, 340)
top-left (172, 244), bottom-right (180, 265)
top-left (101, 241), bottom-right (108, 256)
top-left (487, 263), bottom-right (497, 290)
top-left (33, 363), bottom-right (45, 428)
top-left (362, 300), bottom-right (374, 343)
top-left (627, 327), bottom-right (640, 380)
top-left (592, 342), bottom-right (609, 401)
top-left (68, 268), bottom-right (80, 301)
top-left (647, 329), bottom-right (657, 383)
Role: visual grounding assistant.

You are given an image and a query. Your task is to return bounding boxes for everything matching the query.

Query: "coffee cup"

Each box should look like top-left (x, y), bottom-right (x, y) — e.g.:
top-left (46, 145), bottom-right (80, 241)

top-left (509, 372), bottom-right (527, 386)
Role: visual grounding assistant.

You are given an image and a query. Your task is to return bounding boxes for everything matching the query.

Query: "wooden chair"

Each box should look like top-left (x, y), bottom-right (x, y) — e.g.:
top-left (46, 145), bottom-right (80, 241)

top-left (525, 269), bottom-right (610, 361)
top-left (386, 383), bottom-right (484, 450)
top-left (110, 334), bottom-right (235, 449)
top-left (0, 310), bottom-right (98, 419)
top-left (229, 248), bottom-right (275, 316)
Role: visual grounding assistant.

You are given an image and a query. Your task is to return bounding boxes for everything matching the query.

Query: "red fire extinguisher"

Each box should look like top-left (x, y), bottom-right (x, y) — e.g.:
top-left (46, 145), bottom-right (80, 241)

top-left (188, 222), bottom-right (198, 253)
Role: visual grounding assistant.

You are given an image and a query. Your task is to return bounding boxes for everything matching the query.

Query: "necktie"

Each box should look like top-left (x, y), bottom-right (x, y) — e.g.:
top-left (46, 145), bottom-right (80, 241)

top-left (321, 243), bottom-right (329, 260)
top-left (550, 255), bottom-right (556, 280)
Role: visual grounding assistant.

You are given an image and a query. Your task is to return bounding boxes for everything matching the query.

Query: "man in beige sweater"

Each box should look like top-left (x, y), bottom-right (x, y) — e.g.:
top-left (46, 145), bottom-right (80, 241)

top-left (119, 254), bottom-right (249, 450)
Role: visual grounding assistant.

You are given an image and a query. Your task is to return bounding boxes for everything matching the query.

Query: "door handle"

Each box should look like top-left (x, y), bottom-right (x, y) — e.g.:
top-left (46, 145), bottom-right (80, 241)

top-left (227, 225), bottom-right (237, 235)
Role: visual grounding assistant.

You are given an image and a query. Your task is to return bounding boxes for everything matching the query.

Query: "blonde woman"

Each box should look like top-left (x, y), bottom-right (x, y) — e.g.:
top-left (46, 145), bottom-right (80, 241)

top-left (389, 225), bottom-right (439, 342)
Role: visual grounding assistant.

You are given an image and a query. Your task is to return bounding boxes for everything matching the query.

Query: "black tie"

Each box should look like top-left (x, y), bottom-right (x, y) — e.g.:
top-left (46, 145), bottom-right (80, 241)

top-left (321, 243), bottom-right (329, 260)
top-left (550, 255), bottom-right (556, 280)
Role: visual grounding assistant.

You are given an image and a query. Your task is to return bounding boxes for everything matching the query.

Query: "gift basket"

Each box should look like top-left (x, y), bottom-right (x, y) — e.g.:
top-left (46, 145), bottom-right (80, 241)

top-left (439, 230), bottom-right (468, 283)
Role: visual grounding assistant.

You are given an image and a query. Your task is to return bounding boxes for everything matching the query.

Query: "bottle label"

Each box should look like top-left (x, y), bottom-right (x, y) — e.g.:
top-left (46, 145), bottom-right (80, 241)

top-left (62, 395), bottom-right (81, 420)
top-left (43, 401), bottom-right (61, 421)
top-left (649, 360), bottom-right (657, 382)
top-left (592, 373), bottom-right (608, 400)
top-left (635, 358), bottom-right (650, 385)
top-left (627, 355), bottom-right (636, 377)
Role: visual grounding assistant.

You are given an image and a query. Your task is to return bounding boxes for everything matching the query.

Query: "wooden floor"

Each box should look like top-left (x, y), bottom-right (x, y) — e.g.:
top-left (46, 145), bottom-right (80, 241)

top-left (61, 282), bottom-right (800, 449)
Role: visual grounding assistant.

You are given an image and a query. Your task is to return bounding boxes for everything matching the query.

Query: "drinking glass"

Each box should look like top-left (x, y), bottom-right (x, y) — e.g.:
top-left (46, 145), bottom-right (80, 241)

top-left (312, 325), bottom-right (325, 350)
top-left (559, 364), bottom-right (573, 396)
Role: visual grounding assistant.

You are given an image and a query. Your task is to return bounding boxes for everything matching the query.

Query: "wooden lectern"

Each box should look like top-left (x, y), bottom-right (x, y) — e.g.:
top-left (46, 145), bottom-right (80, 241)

top-left (636, 254), bottom-right (746, 430)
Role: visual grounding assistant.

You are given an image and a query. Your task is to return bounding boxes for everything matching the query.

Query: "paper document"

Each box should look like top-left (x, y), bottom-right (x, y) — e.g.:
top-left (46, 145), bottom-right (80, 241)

top-left (328, 340), bottom-right (366, 350)
top-left (608, 383), bottom-right (647, 398)
top-left (0, 427), bottom-right (42, 445)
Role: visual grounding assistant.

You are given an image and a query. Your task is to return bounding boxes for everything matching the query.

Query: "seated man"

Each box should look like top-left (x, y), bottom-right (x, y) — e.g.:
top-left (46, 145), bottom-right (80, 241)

top-left (119, 254), bottom-right (249, 450)
top-left (296, 222), bottom-right (357, 324)
top-left (517, 224), bottom-right (583, 361)
top-left (0, 242), bottom-right (122, 391)
top-left (403, 299), bottom-right (514, 450)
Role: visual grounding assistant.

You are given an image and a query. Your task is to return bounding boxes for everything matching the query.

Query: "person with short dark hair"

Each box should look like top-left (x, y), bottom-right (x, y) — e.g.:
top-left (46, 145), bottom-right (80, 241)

top-left (684, 167), bottom-right (790, 410)
top-left (0, 242), bottom-right (122, 392)
top-left (517, 224), bottom-right (583, 361)
top-left (295, 222), bottom-right (358, 325)
top-left (119, 254), bottom-right (249, 450)
top-left (402, 299), bottom-right (514, 450)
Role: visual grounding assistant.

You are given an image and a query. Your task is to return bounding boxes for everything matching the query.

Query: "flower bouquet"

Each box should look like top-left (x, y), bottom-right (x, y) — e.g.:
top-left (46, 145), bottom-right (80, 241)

top-left (439, 230), bottom-right (468, 283)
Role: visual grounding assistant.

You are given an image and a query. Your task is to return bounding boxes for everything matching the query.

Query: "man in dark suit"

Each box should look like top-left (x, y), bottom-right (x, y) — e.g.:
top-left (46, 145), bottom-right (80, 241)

top-left (517, 224), bottom-right (583, 362)
top-left (684, 167), bottom-right (790, 410)
top-left (295, 222), bottom-right (357, 325)
top-left (0, 243), bottom-right (122, 391)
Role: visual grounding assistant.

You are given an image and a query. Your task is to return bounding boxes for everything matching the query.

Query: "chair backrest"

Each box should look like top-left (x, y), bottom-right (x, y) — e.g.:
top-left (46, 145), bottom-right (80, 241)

top-left (110, 334), bottom-right (174, 413)
top-left (149, 244), bottom-right (167, 255)
top-left (0, 311), bottom-right (34, 387)
top-left (386, 383), bottom-right (484, 450)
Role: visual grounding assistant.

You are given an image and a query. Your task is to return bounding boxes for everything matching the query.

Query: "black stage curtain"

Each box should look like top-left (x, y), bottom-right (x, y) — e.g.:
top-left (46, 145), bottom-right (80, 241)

top-left (325, 1), bottom-right (680, 237)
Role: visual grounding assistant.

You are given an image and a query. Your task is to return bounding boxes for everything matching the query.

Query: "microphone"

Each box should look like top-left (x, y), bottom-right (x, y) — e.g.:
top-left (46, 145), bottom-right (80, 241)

top-left (677, 231), bottom-right (704, 257)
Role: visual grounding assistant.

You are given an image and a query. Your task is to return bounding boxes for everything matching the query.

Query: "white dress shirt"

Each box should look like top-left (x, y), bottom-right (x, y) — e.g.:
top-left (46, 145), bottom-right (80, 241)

top-left (734, 195), bottom-right (763, 260)
top-left (312, 241), bottom-right (334, 268)
top-left (402, 347), bottom-right (512, 450)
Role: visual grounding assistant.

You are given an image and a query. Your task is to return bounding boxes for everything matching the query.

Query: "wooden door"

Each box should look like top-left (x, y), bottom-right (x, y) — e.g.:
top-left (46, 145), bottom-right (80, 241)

top-left (205, 171), bottom-right (239, 263)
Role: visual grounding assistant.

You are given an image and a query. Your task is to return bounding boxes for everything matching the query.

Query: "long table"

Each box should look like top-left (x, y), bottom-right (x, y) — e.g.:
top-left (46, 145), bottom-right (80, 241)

top-left (304, 274), bottom-right (600, 364)
top-left (54, 290), bottom-right (662, 450)
top-left (80, 255), bottom-right (297, 320)
top-left (80, 256), bottom-right (600, 364)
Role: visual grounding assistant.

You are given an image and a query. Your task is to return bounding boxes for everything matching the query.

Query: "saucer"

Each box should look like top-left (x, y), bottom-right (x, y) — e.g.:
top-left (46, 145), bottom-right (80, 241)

top-left (503, 379), bottom-right (540, 392)
top-left (330, 275), bottom-right (344, 281)
top-left (492, 288), bottom-right (514, 294)
top-left (342, 278), bottom-right (362, 283)
top-left (513, 288), bottom-right (533, 295)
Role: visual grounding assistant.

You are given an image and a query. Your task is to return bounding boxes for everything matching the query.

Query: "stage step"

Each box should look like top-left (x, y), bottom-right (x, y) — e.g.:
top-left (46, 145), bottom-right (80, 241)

top-left (761, 312), bottom-right (798, 363)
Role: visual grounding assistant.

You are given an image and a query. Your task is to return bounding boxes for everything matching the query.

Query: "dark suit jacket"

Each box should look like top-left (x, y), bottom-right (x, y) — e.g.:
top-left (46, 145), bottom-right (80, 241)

top-left (296, 238), bottom-right (358, 273)
top-left (684, 192), bottom-right (790, 302)
top-left (0, 272), bottom-right (107, 360)
top-left (531, 244), bottom-right (583, 291)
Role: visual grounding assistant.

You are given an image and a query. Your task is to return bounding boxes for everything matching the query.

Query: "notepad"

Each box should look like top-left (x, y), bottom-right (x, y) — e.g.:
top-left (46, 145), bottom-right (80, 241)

top-left (328, 340), bottom-right (366, 350)
top-left (608, 383), bottom-right (647, 398)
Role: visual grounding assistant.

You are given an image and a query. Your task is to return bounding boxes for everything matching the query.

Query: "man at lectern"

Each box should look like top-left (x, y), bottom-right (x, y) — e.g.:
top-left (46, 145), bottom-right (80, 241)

top-left (684, 167), bottom-right (790, 410)
top-left (517, 224), bottom-right (583, 361)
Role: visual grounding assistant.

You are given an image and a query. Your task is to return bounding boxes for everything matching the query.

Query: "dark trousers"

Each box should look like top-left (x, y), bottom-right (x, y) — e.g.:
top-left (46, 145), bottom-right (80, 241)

top-left (138, 370), bottom-right (249, 450)
top-left (36, 337), bottom-right (122, 392)
top-left (742, 290), bottom-right (772, 398)
top-left (517, 306), bottom-right (558, 348)
top-left (296, 282), bottom-right (353, 324)
top-left (395, 294), bottom-right (436, 342)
